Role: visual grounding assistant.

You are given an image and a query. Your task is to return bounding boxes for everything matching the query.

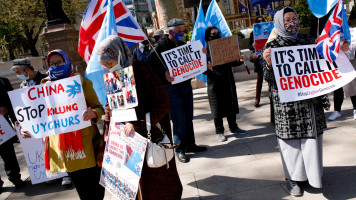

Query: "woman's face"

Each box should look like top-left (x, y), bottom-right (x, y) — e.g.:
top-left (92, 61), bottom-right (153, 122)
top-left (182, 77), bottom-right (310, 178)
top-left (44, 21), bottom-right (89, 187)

top-left (100, 60), bottom-right (118, 70)
top-left (48, 54), bottom-right (65, 68)
top-left (209, 28), bottom-right (220, 40)
top-left (284, 12), bottom-right (299, 34)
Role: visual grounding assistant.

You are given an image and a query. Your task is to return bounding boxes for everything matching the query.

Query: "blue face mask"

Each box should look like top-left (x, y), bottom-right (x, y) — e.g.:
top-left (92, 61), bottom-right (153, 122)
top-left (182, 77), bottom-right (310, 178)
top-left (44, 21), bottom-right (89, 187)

top-left (17, 72), bottom-right (29, 81)
top-left (49, 63), bottom-right (71, 79)
top-left (173, 31), bottom-right (184, 42)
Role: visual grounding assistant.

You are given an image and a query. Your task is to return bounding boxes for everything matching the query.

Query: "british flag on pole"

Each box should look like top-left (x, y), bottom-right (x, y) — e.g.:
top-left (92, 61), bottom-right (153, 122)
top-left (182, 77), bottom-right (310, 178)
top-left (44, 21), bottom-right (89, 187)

top-left (78, 0), bottom-right (147, 62)
top-left (316, 0), bottom-right (350, 63)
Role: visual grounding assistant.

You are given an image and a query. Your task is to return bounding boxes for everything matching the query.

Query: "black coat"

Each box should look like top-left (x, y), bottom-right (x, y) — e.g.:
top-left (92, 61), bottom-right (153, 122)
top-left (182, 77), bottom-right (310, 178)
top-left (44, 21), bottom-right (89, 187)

top-left (146, 34), bottom-right (191, 87)
top-left (204, 47), bottom-right (243, 119)
top-left (0, 77), bottom-right (16, 124)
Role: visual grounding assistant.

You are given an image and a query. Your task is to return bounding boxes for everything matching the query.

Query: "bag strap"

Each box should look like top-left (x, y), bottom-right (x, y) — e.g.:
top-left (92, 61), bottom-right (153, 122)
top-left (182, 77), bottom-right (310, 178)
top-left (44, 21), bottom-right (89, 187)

top-left (145, 112), bottom-right (152, 140)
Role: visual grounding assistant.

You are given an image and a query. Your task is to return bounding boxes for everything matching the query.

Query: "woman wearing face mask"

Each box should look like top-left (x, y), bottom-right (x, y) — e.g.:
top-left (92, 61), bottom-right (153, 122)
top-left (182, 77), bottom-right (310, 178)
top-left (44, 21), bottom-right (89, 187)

top-left (262, 7), bottom-right (330, 196)
top-left (41, 49), bottom-right (105, 200)
top-left (98, 35), bottom-right (183, 200)
top-left (204, 27), bottom-right (247, 142)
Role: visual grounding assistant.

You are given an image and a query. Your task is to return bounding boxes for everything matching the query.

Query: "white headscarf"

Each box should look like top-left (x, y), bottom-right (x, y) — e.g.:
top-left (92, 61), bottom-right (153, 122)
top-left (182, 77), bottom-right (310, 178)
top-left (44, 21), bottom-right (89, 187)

top-left (274, 7), bottom-right (299, 41)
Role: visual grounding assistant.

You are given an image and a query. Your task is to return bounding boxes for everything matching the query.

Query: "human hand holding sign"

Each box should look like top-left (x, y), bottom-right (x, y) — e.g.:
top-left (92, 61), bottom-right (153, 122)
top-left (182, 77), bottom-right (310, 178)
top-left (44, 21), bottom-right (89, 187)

top-left (0, 107), bottom-right (8, 115)
top-left (341, 39), bottom-right (349, 52)
top-left (124, 122), bottom-right (135, 136)
top-left (165, 71), bottom-right (174, 82)
top-left (82, 107), bottom-right (97, 121)
top-left (263, 47), bottom-right (272, 68)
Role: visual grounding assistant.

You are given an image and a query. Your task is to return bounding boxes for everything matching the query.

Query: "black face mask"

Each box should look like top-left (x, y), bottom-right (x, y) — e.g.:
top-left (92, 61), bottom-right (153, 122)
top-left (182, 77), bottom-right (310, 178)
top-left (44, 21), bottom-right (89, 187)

top-left (210, 32), bottom-right (221, 40)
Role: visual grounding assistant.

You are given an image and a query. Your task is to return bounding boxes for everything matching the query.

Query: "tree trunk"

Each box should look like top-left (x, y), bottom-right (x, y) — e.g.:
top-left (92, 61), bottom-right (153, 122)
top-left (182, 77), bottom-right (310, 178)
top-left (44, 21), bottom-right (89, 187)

top-left (8, 47), bottom-right (15, 60)
top-left (157, 0), bottom-right (180, 31)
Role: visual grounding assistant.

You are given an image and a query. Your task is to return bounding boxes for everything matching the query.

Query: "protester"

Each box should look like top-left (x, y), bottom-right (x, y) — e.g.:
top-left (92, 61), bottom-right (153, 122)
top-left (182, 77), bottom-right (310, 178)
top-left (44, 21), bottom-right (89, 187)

top-left (309, 12), bottom-right (356, 121)
top-left (328, 88), bottom-right (356, 120)
top-left (11, 58), bottom-right (47, 87)
top-left (98, 35), bottom-right (183, 199)
top-left (262, 7), bottom-right (330, 196)
top-left (18, 49), bottom-right (105, 200)
top-left (12, 58), bottom-right (72, 187)
top-left (132, 39), bottom-right (152, 63)
top-left (0, 77), bottom-right (25, 193)
top-left (147, 18), bottom-right (207, 163)
top-left (249, 16), bottom-right (266, 107)
top-left (204, 27), bottom-right (247, 142)
top-left (153, 29), bottom-right (164, 43)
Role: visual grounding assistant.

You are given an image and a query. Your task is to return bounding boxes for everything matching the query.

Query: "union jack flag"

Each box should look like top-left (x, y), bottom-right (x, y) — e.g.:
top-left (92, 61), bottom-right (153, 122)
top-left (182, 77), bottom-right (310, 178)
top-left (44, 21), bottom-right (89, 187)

top-left (316, 0), bottom-right (350, 63)
top-left (79, 0), bottom-right (147, 62)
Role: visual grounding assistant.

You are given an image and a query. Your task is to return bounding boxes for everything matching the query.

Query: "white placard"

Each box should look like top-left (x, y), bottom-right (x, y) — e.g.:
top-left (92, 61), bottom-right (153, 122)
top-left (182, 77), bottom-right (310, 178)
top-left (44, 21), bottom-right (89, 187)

top-left (271, 44), bottom-right (356, 102)
top-left (162, 40), bottom-right (207, 84)
top-left (15, 126), bottom-right (67, 184)
top-left (0, 115), bottom-right (16, 145)
top-left (8, 76), bottom-right (91, 138)
top-left (350, 27), bottom-right (356, 60)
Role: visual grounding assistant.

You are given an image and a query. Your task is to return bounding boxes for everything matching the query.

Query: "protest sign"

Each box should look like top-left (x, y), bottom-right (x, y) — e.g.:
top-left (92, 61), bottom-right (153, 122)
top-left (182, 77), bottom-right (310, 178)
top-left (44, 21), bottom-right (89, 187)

top-left (8, 76), bottom-right (91, 138)
top-left (15, 126), bottom-right (67, 184)
top-left (0, 115), bottom-right (16, 145)
top-left (350, 27), bottom-right (356, 60)
top-left (208, 34), bottom-right (240, 66)
top-left (100, 121), bottom-right (147, 200)
top-left (162, 40), bottom-right (207, 84)
top-left (253, 21), bottom-right (274, 55)
top-left (271, 44), bottom-right (356, 103)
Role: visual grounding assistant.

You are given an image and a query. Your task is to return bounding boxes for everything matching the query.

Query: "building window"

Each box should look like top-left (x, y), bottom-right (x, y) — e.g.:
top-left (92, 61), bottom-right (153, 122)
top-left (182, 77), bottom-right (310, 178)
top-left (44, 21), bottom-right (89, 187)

top-left (222, 0), bottom-right (231, 15)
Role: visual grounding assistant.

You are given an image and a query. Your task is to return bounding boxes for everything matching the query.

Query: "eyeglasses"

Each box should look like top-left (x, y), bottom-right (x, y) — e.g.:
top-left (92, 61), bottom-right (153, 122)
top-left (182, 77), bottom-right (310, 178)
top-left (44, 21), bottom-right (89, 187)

top-left (49, 60), bottom-right (65, 67)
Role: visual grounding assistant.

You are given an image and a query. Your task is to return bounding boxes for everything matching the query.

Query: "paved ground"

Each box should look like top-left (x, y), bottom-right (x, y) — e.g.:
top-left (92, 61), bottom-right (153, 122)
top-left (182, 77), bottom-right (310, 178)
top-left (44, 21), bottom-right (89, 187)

top-left (1, 71), bottom-right (356, 200)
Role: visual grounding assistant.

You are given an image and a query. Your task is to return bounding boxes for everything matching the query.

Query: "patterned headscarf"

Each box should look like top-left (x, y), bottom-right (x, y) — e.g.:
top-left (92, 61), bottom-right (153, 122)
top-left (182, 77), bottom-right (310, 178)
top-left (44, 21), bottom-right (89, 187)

top-left (97, 35), bottom-right (132, 68)
top-left (274, 7), bottom-right (299, 41)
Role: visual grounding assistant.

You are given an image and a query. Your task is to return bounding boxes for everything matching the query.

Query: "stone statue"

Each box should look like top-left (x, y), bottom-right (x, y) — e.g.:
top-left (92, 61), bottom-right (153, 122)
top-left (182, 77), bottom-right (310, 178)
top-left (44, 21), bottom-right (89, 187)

top-left (42, 0), bottom-right (71, 25)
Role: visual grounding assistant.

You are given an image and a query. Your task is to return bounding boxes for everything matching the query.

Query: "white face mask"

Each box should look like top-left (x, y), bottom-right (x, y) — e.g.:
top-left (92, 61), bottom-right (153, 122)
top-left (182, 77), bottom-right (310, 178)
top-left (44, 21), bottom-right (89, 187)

top-left (17, 71), bottom-right (29, 81)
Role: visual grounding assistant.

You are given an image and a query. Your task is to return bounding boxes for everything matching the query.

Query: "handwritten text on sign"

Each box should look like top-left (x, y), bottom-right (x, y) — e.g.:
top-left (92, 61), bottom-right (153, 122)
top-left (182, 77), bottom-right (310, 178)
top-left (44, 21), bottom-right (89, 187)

top-left (8, 76), bottom-right (91, 138)
top-left (271, 45), bottom-right (356, 102)
top-left (16, 126), bottom-right (66, 184)
top-left (162, 40), bottom-right (207, 84)
top-left (0, 116), bottom-right (16, 145)
top-left (208, 34), bottom-right (240, 66)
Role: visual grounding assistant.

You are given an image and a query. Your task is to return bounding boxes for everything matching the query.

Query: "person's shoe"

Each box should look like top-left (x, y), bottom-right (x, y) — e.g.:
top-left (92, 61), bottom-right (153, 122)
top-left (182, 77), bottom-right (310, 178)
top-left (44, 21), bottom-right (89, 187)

top-left (217, 133), bottom-right (227, 142)
top-left (11, 179), bottom-right (25, 188)
top-left (61, 177), bottom-right (72, 187)
top-left (328, 111), bottom-right (341, 121)
top-left (175, 152), bottom-right (190, 163)
top-left (254, 98), bottom-right (260, 107)
top-left (353, 110), bottom-right (356, 120)
top-left (285, 179), bottom-right (301, 196)
top-left (231, 127), bottom-right (247, 135)
top-left (186, 145), bottom-right (207, 153)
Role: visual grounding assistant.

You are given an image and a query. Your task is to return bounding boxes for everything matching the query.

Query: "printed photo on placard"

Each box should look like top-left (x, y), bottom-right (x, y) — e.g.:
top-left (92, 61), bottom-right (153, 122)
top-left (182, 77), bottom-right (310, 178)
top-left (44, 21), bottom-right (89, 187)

top-left (254, 22), bottom-right (274, 55)
top-left (104, 66), bottom-right (138, 110)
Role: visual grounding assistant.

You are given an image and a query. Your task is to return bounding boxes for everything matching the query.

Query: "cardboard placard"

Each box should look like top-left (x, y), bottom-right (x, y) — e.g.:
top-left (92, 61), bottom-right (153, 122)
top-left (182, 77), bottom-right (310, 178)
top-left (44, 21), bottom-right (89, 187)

top-left (271, 44), bottom-right (356, 102)
top-left (8, 76), bottom-right (91, 138)
top-left (208, 34), bottom-right (240, 66)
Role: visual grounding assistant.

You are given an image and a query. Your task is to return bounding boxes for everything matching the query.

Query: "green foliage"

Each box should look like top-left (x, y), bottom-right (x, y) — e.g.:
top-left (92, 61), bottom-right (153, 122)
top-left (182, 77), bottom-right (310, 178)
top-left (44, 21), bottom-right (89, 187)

top-left (294, 0), bottom-right (314, 28)
top-left (185, 31), bottom-right (193, 42)
top-left (0, 0), bottom-right (86, 61)
top-left (231, 30), bottom-right (245, 39)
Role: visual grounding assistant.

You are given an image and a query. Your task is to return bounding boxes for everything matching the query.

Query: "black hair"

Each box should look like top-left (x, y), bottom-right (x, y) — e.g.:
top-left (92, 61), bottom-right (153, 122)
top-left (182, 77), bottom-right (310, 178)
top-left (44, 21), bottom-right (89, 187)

top-left (283, 7), bottom-right (296, 15)
top-left (205, 27), bottom-right (220, 42)
top-left (256, 16), bottom-right (265, 23)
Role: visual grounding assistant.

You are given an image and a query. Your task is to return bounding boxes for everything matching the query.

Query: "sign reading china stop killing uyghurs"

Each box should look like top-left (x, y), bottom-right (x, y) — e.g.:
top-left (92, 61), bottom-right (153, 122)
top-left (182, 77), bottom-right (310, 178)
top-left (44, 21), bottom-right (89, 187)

top-left (8, 76), bottom-right (91, 138)
top-left (162, 40), bottom-right (207, 84)
top-left (271, 44), bottom-right (356, 103)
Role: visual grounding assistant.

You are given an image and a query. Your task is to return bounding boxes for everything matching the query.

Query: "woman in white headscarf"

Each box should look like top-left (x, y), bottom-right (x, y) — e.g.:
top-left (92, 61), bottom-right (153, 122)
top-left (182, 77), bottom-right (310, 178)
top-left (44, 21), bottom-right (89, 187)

top-left (262, 7), bottom-right (330, 196)
top-left (98, 35), bottom-right (183, 200)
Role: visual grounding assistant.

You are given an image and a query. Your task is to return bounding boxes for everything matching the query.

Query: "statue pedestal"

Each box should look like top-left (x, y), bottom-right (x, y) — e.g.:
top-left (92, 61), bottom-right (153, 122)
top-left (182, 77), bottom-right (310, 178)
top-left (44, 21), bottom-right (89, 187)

top-left (41, 23), bottom-right (86, 75)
